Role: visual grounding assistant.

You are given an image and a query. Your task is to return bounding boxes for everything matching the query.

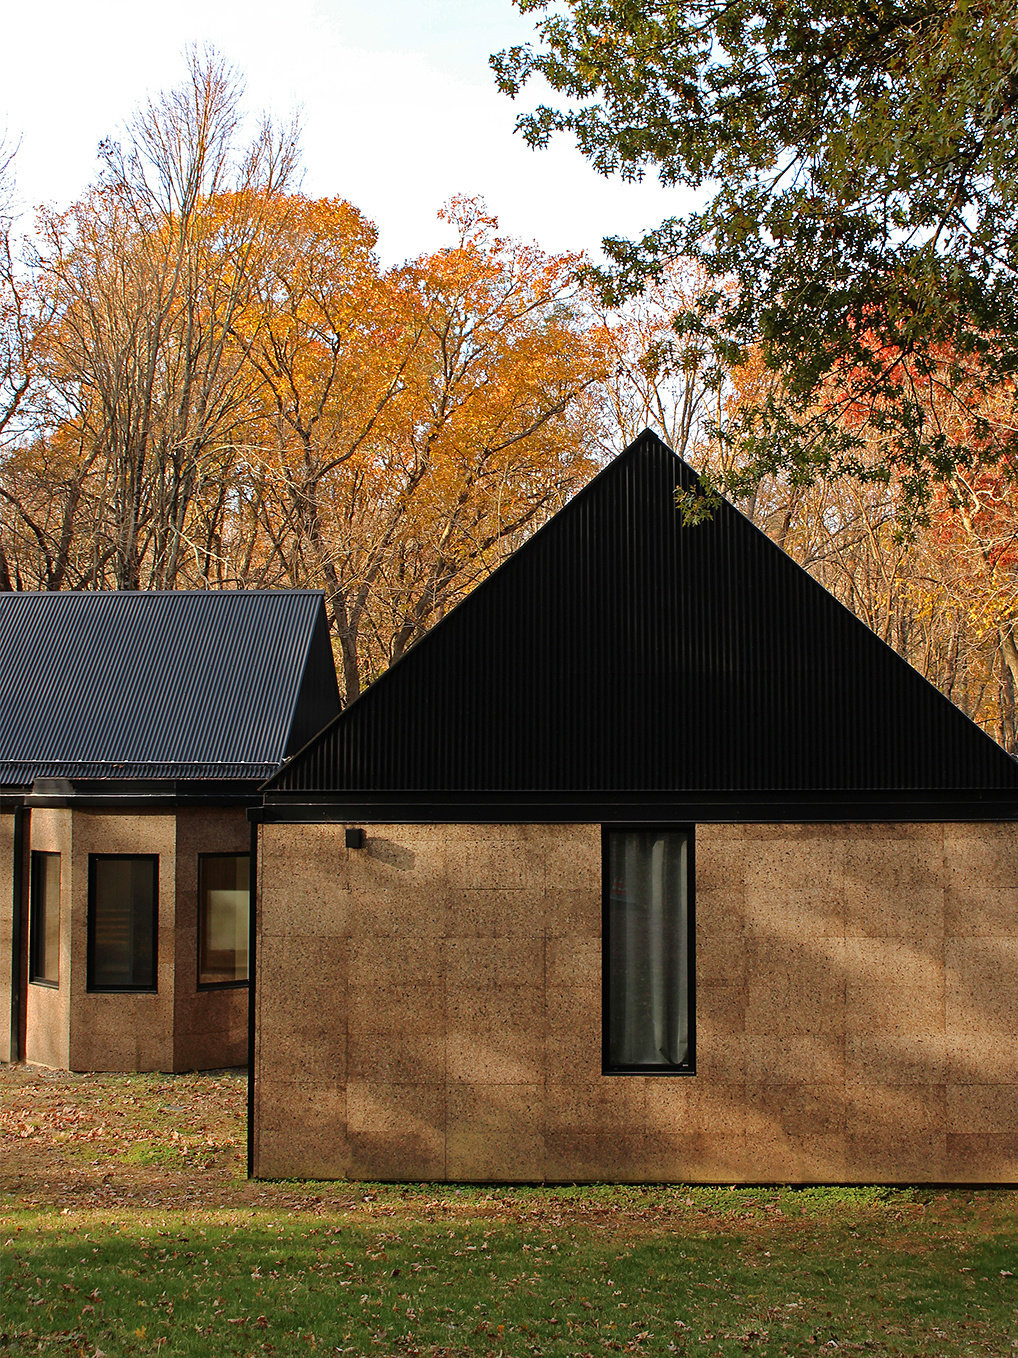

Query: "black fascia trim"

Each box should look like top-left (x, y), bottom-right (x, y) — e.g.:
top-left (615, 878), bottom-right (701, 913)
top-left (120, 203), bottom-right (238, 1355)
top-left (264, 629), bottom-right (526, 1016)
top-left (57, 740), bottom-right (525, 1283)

top-left (254, 791), bottom-right (1018, 824)
top-left (9, 805), bottom-right (26, 1061)
top-left (196, 851), bottom-right (252, 991)
top-left (86, 853), bottom-right (159, 994)
top-left (247, 817), bottom-right (257, 1178)
top-left (601, 824), bottom-right (696, 1077)
top-left (25, 779), bottom-right (263, 809)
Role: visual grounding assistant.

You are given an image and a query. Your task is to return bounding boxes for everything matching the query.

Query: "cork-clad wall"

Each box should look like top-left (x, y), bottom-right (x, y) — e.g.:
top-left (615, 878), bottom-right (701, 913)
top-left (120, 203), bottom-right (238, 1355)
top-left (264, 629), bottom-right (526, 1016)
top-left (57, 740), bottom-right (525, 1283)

top-left (253, 820), bottom-right (1018, 1184)
top-left (16, 806), bottom-right (249, 1072)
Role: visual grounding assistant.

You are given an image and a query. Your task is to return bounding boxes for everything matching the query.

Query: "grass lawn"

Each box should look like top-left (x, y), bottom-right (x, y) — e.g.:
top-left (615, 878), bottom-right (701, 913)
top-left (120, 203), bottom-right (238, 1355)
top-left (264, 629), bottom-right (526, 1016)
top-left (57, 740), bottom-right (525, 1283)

top-left (3, 1067), bottom-right (1018, 1356)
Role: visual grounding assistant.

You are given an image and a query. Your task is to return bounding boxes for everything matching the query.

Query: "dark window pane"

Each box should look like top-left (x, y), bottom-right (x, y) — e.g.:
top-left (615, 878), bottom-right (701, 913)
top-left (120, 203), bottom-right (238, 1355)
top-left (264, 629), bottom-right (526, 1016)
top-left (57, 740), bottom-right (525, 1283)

top-left (89, 856), bottom-right (157, 990)
top-left (198, 855), bottom-right (250, 984)
top-left (606, 830), bottom-right (690, 1069)
top-left (29, 852), bottom-right (60, 985)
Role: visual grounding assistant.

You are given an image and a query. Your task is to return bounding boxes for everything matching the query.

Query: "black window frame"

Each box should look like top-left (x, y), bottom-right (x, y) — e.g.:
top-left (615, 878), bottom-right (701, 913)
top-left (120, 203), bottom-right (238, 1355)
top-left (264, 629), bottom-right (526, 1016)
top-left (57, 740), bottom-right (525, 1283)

top-left (601, 824), bottom-right (696, 1076)
top-left (197, 851), bottom-right (251, 990)
top-left (28, 850), bottom-right (61, 988)
top-left (86, 853), bottom-right (159, 993)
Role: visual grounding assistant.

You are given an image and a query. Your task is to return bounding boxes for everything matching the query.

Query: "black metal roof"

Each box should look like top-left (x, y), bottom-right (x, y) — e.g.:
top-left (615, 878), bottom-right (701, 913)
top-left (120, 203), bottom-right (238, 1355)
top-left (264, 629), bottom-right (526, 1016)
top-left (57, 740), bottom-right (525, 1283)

top-left (0, 589), bottom-right (340, 786)
top-left (266, 431), bottom-right (1018, 805)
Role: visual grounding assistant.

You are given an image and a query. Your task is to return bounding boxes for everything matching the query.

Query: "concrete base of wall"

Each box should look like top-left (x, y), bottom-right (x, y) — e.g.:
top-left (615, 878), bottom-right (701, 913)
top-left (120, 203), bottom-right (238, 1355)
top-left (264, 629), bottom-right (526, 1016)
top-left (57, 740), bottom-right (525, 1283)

top-left (253, 820), bottom-right (1018, 1185)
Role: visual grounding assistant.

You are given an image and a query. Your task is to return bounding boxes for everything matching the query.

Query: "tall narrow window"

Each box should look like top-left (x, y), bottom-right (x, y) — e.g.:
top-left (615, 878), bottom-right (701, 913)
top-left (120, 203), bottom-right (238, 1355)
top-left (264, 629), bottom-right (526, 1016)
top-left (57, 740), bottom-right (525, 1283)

top-left (604, 829), bottom-right (693, 1072)
top-left (88, 855), bottom-right (158, 991)
top-left (198, 854), bottom-right (250, 986)
top-left (29, 851), bottom-right (60, 986)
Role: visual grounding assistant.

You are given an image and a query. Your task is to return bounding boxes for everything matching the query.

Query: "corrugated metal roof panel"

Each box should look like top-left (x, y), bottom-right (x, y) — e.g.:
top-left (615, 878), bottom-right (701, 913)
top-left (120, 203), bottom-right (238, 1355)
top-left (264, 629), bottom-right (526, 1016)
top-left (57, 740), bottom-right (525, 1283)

top-left (267, 432), bottom-right (1018, 796)
top-left (0, 589), bottom-right (340, 784)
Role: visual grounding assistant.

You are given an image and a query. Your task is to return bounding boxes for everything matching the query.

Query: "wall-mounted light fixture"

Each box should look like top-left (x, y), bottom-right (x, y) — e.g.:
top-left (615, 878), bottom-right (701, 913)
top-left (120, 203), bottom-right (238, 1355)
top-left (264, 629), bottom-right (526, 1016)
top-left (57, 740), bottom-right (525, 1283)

top-left (345, 827), bottom-right (365, 849)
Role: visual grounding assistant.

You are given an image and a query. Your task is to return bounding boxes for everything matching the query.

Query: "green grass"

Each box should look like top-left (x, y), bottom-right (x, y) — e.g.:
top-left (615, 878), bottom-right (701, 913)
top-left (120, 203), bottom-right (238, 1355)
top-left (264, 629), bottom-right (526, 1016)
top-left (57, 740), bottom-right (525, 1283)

top-left (5, 1070), bottom-right (1018, 1356)
top-left (4, 1188), bottom-right (1018, 1356)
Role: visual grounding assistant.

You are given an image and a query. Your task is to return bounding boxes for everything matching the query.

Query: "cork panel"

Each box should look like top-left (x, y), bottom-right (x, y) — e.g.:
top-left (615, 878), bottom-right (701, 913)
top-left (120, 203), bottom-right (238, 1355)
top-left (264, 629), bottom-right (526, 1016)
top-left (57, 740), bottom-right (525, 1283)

top-left (845, 1133), bottom-right (946, 1183)
top-left (443, 825), bottom-right (548, 892)
top-left (845, 1033), bottom-right (947, 1087)
top-left (947, 1035), bottom-right (1018, 1085)
top-left (256, 1080), bottom-right (349, 1179)
top-left (944, 1135), bottom-right (1018, 1183)
top-left (544, 1129), bottom-right (660, 1183)
top-left (258, 933), bottom-right (348, 1082)
top-left (695, 990), bottom-right (748, 1082)
top-left (746, 1036), bottom-right (846, 1086)
top-left (696, 823), bottom-right (747, 893)
top-left (946, 938), bottom-right (1018, 1036)
top-left (346, 1081), bottom-right (445, 1179)
top-left (844, 887), bottom-right (944, 941)
top-left (546, 936), bottom-right (599, 990)
top-left (175, 1025), bottom-right (248, 1072)
top-left (347, 829), bottom-right (450, 937)
top-left (445, 889), bottom-right (543, 937)
top-left (545, 1076), bottom-right (648, 1131)
top-left (545, 986), bottom-right (601, 1079)
top-left (443, 935), bottom-right (545, 993)
top-left (745, 890), bottom-right (845, 943)
top-left (946, 888), bottom-right (1018, 938)
top-left (68, 810), bottom-right (176, 1073)
top-left (745, 940), bottom-right (846, 1036)
top-left (696, 894), bottom-right (747, 986)
top-left (24, 809), bottom-right (72, 1069)
top-left (544, 888), bottom-right (600, 938)
top-left (643, 1080), bottom-right (748, 1136)
top-left (946, 1084), bottom-right (1018, 1134)
top-left (0, 813), bottom-right (13, 978)
top-left (630, 1132), bottom-right (751, 1184)
top-left (173, 982), bottom-right (247, 1037)
top-left (446, 1083), bottom-right (544, 1180)
top-left (544, 825), bottom-right (601, 891)
top-left (70, 994), bottom-right (173, 1072)
top-left (446, 987), bottom-right (545, 1085)
top-left (945, 823), bottom-right (1018, 892)
top-left (746, 1083), bottom-right (846, 1139)
top-left (259, 824), bottom-right (350, 938)
top-left (845, 1084), bottom-right (946, 1140)
top-left (348, 935), bottom-right (443, 988)
top-left (844, 939), bottom-right (945, 1013)
top-left (743, 824), bottom-right (848, 892)
top-left (748, 1135), bottom-right (848, 1184)
top-left (843, 824), bottom-right (946, 895)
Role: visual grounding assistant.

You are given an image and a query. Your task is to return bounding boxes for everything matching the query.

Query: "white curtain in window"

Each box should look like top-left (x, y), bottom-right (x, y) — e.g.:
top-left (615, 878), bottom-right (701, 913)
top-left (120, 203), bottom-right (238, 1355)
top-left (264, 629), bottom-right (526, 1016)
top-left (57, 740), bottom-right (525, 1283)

top-left (608, 830), bottom-right (689, 1067)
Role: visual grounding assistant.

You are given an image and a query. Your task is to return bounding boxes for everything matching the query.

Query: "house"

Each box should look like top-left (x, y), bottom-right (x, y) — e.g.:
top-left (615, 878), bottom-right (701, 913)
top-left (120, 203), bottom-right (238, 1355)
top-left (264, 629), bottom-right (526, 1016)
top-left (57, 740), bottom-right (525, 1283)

top-left (1, 589), bottom-right (339, 1073)
top-left (251, 431), bottom-right (1018, 1184)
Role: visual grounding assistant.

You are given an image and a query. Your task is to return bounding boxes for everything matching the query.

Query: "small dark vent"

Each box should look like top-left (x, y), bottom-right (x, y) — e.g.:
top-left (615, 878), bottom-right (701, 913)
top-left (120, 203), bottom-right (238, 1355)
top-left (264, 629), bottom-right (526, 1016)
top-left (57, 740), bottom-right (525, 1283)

top-left (267, 432), bottom-right (1018, 797)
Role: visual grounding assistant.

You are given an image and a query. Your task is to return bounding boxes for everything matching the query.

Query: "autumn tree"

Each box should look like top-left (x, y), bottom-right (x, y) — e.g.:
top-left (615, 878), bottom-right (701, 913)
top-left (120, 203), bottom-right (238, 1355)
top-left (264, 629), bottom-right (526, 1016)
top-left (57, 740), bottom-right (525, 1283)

top-left (494, 0), bottom-right (1018, 507)
top-left (242, 195), bottom-right (605, 703)
top-left (34, 48), bottom-right (299, 589)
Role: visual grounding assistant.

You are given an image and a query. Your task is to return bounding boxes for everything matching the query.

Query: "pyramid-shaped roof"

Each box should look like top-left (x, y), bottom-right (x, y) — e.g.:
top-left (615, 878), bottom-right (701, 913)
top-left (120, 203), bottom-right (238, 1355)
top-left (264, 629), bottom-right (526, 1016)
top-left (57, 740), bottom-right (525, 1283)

top-left (0, 589), bottom-right (340, 785)
top-left (266, 432), bottom-right (1018, 811)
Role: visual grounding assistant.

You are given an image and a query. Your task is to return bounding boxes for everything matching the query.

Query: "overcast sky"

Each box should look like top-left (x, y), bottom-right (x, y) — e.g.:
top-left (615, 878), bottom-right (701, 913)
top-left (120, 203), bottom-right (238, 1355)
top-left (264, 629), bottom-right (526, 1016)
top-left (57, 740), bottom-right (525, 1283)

top-left (2, 0), bottom-right (684, 266)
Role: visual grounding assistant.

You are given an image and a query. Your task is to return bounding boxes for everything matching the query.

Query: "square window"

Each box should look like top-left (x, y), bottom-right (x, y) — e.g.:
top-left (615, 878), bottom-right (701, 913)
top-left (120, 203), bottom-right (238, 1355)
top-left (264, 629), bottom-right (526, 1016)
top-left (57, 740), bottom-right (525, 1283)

top-left (87, 855), bottom-right (158, 991)
top-left (29, 851), bottom-right (60, 986)
top-left (198, 854), bottom-right (250, 986)
top-left (603, 828), bottom-right (693, 1073)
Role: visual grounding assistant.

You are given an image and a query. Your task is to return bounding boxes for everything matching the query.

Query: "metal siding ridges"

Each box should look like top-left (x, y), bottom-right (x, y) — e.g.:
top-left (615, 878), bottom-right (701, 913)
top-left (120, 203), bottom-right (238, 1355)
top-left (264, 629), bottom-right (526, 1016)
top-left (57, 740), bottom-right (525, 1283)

top-left (267, 431), bottom-right (1018, 796)
top-left (0, 589), bottom-right (339, 783)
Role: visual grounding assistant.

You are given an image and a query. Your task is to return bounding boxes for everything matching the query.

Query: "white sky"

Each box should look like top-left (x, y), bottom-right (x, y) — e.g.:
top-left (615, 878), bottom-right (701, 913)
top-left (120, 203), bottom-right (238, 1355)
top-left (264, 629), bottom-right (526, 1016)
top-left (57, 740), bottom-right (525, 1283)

top-left (1, 0), bottom-right (686, 267)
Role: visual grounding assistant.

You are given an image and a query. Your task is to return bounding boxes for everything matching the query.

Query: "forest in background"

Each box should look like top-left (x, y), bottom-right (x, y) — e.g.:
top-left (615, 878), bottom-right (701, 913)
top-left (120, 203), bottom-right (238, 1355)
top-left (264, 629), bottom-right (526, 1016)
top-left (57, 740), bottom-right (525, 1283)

top-left (2, 50), bottom-right (1016, 750)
